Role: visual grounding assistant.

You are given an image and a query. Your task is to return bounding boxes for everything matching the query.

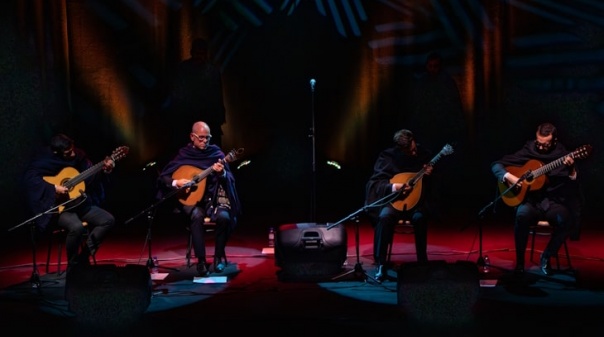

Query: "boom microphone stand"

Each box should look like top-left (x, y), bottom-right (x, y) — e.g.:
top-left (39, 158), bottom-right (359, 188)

top-left (125, 182), bottom-right (197, 272)
top-left (472, 174), bottom-right (530, 269)
top-left (8, 195), bottom-right (83, 288)
top-left (328, 191), bottom-right (400, 282)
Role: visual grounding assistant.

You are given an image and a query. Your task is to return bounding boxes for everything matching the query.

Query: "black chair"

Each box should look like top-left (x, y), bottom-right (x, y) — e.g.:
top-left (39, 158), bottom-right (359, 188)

top-left (386, 219), bottom-right (414, 263)
top-left (185, 217), bottom-right (217, 268)
top-left (529, 220), bottom-right (572, 270)
top-left (46, 221), bottom-right (96, 275)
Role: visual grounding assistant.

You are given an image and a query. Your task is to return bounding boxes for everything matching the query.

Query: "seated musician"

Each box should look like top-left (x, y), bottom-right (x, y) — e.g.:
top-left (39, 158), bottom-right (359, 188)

top-left (22, 133), bottom-right (118, 273)
top-left (365, 129), bottom-right (435, 283)
top-left (491, 122), bottom-right (586, 275)
top-left (156, 121), bottom-right (241, 277)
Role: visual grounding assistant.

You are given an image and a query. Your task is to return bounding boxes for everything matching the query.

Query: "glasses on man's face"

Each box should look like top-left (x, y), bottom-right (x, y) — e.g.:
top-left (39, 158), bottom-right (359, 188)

top-left (534, 140), bottom-right (552, 151)
top-left (62, 147), bottom-right (74, 158)
top-left (192, 133), bottom-right (212, 142)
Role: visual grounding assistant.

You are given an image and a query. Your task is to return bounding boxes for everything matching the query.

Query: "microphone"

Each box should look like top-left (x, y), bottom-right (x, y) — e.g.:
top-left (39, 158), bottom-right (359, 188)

top-left (143, 161), bottom-right (156, 171)
top-left (310, 78), bottom-right (316, 92)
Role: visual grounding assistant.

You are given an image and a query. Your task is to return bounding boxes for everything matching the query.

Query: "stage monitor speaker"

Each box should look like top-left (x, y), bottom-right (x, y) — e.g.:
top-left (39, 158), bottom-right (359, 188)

top-left (397, 260), bottom-right (480, 327)
top-left (275, 222), bottom-right (347, 281)
top-left (65, 264), bottom-right (152, 328)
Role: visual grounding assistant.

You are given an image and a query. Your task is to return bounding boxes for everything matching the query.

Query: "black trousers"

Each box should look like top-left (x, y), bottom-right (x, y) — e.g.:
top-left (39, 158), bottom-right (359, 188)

top-left (373, 204), bottom-right (428, 265)
top-left (514, 199), bottom-right (572, 266)
top-left (182, 204), bottom-right (233, 264)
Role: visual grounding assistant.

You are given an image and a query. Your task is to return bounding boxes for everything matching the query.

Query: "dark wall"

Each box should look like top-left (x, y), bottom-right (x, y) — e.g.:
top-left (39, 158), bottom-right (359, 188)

top-left (2, 1), bottom-right (603, 233)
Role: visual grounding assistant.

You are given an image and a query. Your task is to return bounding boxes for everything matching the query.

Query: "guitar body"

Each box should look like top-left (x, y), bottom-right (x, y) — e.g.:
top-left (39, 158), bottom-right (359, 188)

top-left (498, 159), bottom-right (547, 207)
top-left (390, 172), bottom-right (423, 211)
top-left (387, 144), bottom-right (455, 212)
top-left (171, 148), bottom-right (244, 206)
top-left (172, 165), bottom-right (208, 206)
top-left (497, 145), bottom-right (592, 207)
top-left (44, 167), bottom-right (86, 212)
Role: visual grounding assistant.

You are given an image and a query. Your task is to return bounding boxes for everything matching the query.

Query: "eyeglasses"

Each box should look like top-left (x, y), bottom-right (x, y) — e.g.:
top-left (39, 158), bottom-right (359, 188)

top-left (62, 147), bottom-right (74, 158)
top-left (192, 133), bottom-right (212, 141)
top-left (534, 140), bottom-right (552, 150)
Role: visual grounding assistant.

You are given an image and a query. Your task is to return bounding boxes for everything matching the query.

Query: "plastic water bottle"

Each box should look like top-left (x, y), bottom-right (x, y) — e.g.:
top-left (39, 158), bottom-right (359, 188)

top-left (482, 255), bottom-right (490, 273)
top-left (151, 256), bottom-right (159, 274)
top-left (268, 227), bottom-right (275, 248)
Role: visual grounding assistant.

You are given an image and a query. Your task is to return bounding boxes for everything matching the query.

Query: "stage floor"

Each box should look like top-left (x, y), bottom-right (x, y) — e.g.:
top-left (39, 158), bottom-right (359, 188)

top-left (1, 210), bottom-right (604, 336)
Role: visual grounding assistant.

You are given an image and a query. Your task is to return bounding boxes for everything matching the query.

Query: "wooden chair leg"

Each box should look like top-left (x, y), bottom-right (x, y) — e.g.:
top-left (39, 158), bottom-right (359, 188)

top-left (45, 233), bottom-right (53, 275)
top-left (186, 231), bottom-right (193, 268)
top-left (530, 229), bottom-right (537, 263)
top-left (386, 241), bottom-right (393, 264)
top-left (46, 229), bottom-right (65, 275)
top-left (563, 240), bottom-right (572, 269)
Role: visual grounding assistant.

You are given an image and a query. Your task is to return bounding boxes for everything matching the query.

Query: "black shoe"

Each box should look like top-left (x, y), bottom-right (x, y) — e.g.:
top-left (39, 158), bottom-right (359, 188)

top-left (540, 255), bottom-right (551, 275)
top-left (375, 265), bottom-right (386, 283)
top-left (197, 262), bottom-right (209, 277)
top-left (213, 257), bottom-right (227, 273)
top-left (513, 264), bottom-right (525, 275)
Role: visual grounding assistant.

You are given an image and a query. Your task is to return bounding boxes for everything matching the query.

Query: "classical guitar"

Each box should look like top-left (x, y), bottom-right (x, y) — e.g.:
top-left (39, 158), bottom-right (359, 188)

top-left (43, 146), bottom-right (130, 212)
top-left (498, 144), bottom-right (593, 207)
top-left (390, 144), bottom-right (454, 211)
top-left (172, 148), bottom-right (244, 206)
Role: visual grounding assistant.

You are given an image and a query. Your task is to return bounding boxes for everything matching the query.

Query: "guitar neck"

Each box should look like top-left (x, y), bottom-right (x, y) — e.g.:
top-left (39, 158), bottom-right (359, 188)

top-left (409, 169), bottom-right (425, 187)
top-left (63, 161), bottom-right (105, 189)
top-left (57, 146), bottom-right (128, 190)
top-left (531, 153), bottom-right (576, 180)
top-left (192, 166), bottom-right (216, 183)
top-left (409, 150), bottom-right (446, 186)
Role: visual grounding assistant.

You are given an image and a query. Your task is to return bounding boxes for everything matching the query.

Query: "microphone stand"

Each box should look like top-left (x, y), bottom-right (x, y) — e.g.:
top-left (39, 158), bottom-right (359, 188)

top-left (124, 183), bottom-right (195, 273)
top-left (8, 196), bottom-right (83, 288)
top-left (308, 78), bottom-right (317, 222)
top-left (328, 190), bottom-right (400, 282)
top-left (473, 173), bottom-right (530, 269)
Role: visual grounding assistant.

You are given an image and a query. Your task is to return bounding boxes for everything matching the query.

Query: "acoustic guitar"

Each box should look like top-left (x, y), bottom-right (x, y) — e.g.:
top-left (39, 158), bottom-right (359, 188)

top-left (390, 144), bottom-right (454, 211)
top-left (172, 148), bottom-right (243, 206)
top-left (43, 146), bottom-right (129, 212)
top-left (498, 144), bottom-right (592, 207)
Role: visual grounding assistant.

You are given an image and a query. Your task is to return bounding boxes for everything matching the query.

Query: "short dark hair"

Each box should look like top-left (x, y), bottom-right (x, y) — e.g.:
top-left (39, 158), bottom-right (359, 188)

top-left (537, 122), bottom-right (557, 140)
top-left (50, 133), bottom-right (74, 154)
top-left (393, 129), bottom-right (415, 150)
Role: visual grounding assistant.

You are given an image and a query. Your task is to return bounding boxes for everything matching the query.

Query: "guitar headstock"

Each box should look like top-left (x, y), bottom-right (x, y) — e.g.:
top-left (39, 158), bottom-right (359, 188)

top-left (110, 146), bottom-right (130, 162)
top-left (441, 144), bottom-right (454, 156)
top-left (572, 144), bottom-right (593, 160)
top-left (224, 148), bottom-right (245, 163)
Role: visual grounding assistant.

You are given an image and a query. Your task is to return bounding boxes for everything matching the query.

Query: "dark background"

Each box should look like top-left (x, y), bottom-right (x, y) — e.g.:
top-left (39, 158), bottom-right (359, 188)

top-left (1, 0), bottom-right (602, 233)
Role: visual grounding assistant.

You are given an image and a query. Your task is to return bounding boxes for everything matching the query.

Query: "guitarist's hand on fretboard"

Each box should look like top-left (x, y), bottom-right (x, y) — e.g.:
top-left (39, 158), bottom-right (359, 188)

top-left (212, 161), bottom-right (225, 176)
top-left (563, 156), bottom-right (575, 167)
top-left (563, 155), bottom-right (577, 177)
top-left (102, 157), bottom-right (116, 173)
top-left (424, 164), bottom-right (433, 176)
